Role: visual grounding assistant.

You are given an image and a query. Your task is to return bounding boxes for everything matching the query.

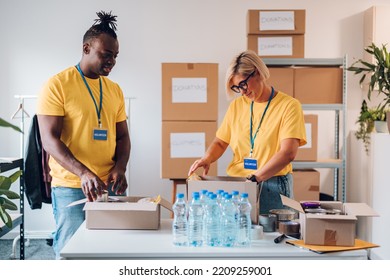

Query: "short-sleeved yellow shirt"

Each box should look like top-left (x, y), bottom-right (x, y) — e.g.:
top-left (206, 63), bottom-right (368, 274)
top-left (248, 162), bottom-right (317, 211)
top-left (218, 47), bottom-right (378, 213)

top-left (216, 92), bottom-right (306, 177)
top-left (37, 66), bottom-right (127, 188)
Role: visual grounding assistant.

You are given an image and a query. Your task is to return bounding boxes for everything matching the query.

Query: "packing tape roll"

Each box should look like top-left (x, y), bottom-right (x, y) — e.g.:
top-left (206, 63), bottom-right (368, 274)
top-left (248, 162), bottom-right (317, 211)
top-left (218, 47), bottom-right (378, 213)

top-left (95, 191), bottom-right (108, 202)
top-left (259, 214), bottom-right (277, 232)
top-left (251, 225), bottom-right (264, 240)
top-left (278, 221), bottom-right (300, 235)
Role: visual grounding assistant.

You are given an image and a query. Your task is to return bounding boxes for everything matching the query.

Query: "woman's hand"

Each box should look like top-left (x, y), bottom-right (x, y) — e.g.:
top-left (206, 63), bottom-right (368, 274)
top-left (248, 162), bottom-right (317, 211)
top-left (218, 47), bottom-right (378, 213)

top-left (188, 158), bottom-right (211, 176)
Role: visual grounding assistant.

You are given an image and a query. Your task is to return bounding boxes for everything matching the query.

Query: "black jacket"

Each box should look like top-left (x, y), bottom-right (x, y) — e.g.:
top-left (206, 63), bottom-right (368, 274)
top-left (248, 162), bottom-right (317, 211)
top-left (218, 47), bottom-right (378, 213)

top-left (24, 115), bottom-right (52, 209)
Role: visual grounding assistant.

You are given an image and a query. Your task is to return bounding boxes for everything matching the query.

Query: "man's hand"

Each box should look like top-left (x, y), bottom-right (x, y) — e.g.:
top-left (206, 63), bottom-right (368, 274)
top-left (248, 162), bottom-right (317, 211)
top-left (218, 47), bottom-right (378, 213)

top-left (80, 172), bottom-right (107, 202)
top-left (106, 166), bottom-right (128, 195)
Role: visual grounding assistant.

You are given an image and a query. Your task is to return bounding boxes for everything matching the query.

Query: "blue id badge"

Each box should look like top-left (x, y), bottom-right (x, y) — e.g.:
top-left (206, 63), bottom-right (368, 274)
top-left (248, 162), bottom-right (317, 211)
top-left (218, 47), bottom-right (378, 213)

top-left (244, 157), bottom-right (257, 170)
top-left (93, 128), bottom-right (108, 141)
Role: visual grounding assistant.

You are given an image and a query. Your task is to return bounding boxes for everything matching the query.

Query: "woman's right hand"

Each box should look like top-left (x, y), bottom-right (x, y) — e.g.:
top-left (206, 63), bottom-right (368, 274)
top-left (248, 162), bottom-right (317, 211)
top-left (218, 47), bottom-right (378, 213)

top-left (188, 158), bottom-right (210, 176)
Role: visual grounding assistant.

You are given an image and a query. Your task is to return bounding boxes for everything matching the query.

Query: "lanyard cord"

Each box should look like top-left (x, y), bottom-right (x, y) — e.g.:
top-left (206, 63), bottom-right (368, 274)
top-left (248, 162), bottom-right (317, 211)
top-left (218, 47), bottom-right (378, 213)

top-left (76, 63), bottom-right (103, 127)
top-left (249, 87), bottom-right (274, 156)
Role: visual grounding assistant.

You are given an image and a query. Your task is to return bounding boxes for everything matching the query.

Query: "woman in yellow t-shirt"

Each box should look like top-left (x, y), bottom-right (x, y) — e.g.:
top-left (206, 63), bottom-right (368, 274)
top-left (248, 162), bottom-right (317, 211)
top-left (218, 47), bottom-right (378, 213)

top-left (188, 50), bottom-right (307, 214)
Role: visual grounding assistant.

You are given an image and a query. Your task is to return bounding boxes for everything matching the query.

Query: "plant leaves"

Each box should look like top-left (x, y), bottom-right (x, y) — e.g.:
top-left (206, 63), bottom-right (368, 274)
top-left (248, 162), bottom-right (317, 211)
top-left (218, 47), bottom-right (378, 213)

top-left (9, 170), bottom-right (22, 184)
top-left (0, 176), bottom-right (11, 190)
top-left (0, 117), bottom-right (22, 133)
top-left (0, 205), bottom-right (12, 228)
top-left (0, 189), bottom-right (20, 199)
top-left (0, 197), bottom-right (18, 210)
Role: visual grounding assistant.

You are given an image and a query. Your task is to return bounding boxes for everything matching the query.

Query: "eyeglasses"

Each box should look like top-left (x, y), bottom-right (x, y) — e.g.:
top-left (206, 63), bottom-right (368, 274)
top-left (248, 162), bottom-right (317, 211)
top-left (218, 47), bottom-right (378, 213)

top-left (230, 71), bottom-right (255, 93)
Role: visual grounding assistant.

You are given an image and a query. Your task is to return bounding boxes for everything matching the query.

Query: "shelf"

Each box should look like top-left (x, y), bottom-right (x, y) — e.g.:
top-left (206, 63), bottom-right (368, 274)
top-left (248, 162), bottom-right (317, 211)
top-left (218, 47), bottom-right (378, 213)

top-left (292, 159), bottom-right (343, 169)
top-left (263, 56), bottom-right (347, 202)
top-left (0, 158), bottom-right (23, 172)
top-left (0, 214), bottom-right (22, 238)
top-left (263, 58), bottom-right (344, 66)
top-left (302, 104), bottom-right (343, 111)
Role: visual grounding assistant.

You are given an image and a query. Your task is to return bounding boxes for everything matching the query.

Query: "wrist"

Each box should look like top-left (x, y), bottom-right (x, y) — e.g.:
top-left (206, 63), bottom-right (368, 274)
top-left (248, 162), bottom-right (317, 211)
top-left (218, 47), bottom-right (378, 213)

top-left (247, 174), bottom-right (258, 183)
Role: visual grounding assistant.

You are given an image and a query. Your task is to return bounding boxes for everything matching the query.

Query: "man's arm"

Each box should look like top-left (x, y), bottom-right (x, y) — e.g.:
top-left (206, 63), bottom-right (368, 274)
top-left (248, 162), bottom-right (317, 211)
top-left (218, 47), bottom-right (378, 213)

top-left (37, 115), bottom-right (106, 201)
top-left (106, 120), bottom-right (131, 195)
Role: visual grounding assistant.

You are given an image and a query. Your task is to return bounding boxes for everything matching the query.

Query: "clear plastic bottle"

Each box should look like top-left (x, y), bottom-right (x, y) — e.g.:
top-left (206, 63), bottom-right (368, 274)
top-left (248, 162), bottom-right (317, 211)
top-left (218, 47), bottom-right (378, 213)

top-left (232, 190), bottom-right (240, 206)
top-left (204, 193), bottom-right (221, 247)
top-left (199, 189), bottom-right (209, 205)
top-left (237, 193), bottom-right (252, 247)
top-left (172, 193), bottom-right (188, 246)
top-left (221, 194), bottom-right (238, 247)
top-left (188, 193), bottom-right (204, 247)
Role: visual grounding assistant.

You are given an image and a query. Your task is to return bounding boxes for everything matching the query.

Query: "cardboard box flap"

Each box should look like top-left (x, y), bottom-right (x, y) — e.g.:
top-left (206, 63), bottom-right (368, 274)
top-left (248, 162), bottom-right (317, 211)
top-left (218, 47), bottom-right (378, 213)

top-left (344, 203), bottom-right (379, 217)
top-left (281, 195), bottom-right (304, 213)
top-left (199, 175), bottom-right (246, 182)
top-left (305, 214), bottom-right (357, 221)
top-left (159, 197), bottom-right (173, 212)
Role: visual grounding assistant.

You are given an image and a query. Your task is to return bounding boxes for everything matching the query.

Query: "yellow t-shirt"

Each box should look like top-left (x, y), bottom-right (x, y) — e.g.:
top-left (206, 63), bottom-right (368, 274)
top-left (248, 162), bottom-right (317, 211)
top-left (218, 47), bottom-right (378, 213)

top-left (36, 66), bottom-right (127, 188)
top-left (216, 92), bottom-right (306, 177)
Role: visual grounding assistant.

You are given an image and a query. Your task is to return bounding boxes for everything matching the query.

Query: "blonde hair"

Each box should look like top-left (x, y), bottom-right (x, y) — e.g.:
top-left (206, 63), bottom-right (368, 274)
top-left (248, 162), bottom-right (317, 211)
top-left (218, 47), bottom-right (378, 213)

top-left (225, 50), bottom-right (270, 99)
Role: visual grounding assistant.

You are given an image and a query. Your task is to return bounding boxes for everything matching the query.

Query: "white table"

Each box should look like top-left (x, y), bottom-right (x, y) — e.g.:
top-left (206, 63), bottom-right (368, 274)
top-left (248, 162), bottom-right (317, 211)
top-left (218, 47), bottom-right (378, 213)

top-left (60, 219), bottom-right (368, 260)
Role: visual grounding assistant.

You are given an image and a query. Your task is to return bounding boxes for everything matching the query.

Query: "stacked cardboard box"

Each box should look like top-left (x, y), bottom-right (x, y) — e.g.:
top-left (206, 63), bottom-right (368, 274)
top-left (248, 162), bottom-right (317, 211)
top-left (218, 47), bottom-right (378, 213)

top-left (247, 9), bottom-right (306, 58)
top-left (292, 169), bottom-right (320, 201)
top-left (267, 66), bottom-right (343, 104)
top-left (295, 114), bottom-right (318, 161)
top-left (161, 63), bottom-right (218, 179)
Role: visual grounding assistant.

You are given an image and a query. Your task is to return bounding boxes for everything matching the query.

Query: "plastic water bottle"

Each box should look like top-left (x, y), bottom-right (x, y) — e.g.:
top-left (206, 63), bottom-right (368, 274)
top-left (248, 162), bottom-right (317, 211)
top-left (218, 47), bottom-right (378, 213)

top-left (237, 193), bottom-right (252, 247)
top-left (204, 193), bottom-right (221, 247)
top-left (216, 189), bottom-right (224, 208)
top-left (221, 194), bottom-right (238, 247)
top-left (199, 189), bottom-right (208, 205)
top-left (172, 193), bottom-right (188, 246)
top-left (188, 193), bottom-right (204, 247)
top-left (232, 190), bottom-right (240, 206)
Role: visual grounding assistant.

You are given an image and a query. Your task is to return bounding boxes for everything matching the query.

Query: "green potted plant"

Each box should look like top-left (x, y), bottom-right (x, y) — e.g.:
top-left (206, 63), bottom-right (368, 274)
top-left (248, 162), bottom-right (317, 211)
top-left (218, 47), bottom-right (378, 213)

top-left (0, 117), bottom-right (22, 231)
top-left (348, 43), bottom-right (390, 152)
top-left (355, 100), bottom-right (388, 154)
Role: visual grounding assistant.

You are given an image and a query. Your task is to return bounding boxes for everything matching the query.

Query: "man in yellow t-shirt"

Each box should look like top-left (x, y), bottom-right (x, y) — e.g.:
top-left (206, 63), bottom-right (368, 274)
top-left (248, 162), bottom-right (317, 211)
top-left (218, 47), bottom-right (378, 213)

top-left (37, 11), bottom-right (130, 259)
top-left (188, 50), bottom-right (306, 214)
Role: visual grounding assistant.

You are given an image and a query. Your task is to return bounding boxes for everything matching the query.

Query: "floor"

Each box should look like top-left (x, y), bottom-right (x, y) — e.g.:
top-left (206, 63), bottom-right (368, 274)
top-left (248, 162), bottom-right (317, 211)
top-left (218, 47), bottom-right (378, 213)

top-left (0, 239), bottom-right (55, 260)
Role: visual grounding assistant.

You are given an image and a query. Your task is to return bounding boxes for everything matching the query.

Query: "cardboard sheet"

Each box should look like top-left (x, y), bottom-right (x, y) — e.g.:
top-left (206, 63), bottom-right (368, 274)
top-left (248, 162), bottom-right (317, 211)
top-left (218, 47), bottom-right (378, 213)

top-left (286, 239), bottom-right (379, 254)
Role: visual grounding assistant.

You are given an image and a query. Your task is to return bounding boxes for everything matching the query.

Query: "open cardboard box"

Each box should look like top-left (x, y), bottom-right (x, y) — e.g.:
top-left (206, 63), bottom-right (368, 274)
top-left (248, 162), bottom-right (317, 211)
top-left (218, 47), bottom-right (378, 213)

top-left (76, 196), bottom-right (172, 230)
top-left (187, 175), bottom-right (259, 224)
top-left (281, 195), bottom-right (379, 246)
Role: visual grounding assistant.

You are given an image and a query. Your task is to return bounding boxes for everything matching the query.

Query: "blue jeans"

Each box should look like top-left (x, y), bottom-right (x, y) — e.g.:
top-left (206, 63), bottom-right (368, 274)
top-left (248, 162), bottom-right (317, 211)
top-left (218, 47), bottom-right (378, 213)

top-left (259, 173), bottom-right (293, 214)
top-left (51, 185), bottom-right (123, 259)
top-left (51, 187), bottom-right (85, 259)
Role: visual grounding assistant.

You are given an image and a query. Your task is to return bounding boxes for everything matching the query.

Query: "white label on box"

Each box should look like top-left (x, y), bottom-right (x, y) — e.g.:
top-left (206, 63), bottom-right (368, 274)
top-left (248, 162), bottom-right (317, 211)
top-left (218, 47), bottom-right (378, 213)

top-left (258, 36), bottom-right (293, 56)
top-left (300, 123), bottom-right (312, 149)
top-left (170, 132), bottom-right (205, 158)
top-left (259, 11), bottom-right (295, 31)
top-left (171, 78), bottom-right (207, 103)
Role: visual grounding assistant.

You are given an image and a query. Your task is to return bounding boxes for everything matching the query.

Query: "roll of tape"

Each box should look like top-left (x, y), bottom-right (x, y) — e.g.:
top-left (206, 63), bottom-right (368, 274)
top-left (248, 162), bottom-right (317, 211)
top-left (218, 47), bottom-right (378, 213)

top-left (259, 214), bottom-right (277, 232)
top-left (96, 190), bottom-right (108, 202)
top-left (251, 225), bottom-right (264, 240)
top-left (278, 221), bottom-right (300, 235)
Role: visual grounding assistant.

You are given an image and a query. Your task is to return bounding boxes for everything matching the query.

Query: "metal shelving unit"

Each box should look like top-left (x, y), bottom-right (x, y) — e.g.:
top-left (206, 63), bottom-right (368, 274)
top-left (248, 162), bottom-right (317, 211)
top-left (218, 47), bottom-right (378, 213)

top-left (263, 57), bottom-right (347, 202)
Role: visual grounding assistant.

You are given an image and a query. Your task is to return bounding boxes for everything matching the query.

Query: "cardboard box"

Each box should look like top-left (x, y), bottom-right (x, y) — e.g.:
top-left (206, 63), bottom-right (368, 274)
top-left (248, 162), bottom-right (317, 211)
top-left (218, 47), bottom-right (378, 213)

top-left (247, 10), bottom-right (306, 35)
top-left (292, 169), bottom-right (320, 201)
top-left (187, 176), bottom-right (259, 224)
top-left (267, 67), bottom-right (294, 96)
top-left (83, 196), bottom-right (172, 230)
top-left (247, 34), bottom-right (304, 58)
top-left (295, 114), bottom-right (318, 161)
top-left (161, 121), bottom-right (217, 179)
top-left (281, 195), bottom-right (379, 246)
top-left (294, 67), bottom-right (343, 104)
top-left (162, 63), bottom-right (218, 121)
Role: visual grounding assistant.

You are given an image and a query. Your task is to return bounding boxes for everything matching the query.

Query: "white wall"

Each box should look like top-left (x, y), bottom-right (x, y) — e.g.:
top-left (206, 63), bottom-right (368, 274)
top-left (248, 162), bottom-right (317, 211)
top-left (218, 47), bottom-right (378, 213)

top-left (2, 0), bottom-right (389, 237)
